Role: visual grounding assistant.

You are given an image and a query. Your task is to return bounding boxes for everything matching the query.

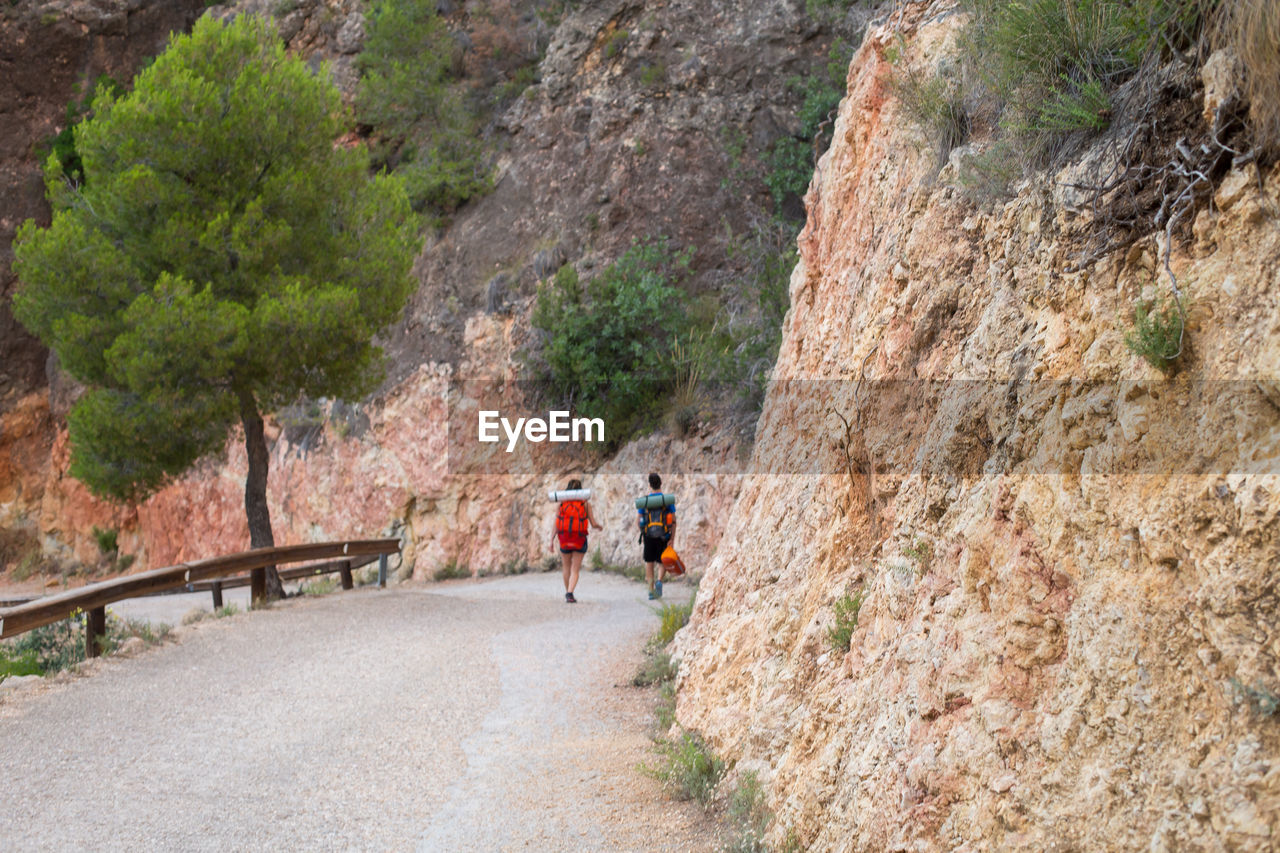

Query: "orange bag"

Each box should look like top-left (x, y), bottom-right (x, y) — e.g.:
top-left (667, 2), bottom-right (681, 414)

top-left (660, 546), bottom-right (686, 576)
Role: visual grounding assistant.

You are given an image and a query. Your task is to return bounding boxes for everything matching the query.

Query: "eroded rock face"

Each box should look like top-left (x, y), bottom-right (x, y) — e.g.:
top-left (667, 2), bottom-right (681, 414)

top-left (673, 4), bottom-right (1280, 850)
top-left (2, 0), bottom-right (834, 577)
top-left (384, 0), bottom-right (839, 379)
top-left (22, 312), bottom-right (740, 575)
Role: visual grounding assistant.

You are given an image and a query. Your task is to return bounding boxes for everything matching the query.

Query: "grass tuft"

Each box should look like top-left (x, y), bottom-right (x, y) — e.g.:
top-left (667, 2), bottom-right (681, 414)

top-left (433, 560), bottom-right (470, 582)
top-left (889, 58), bottom-right (971, 166)
top-left (826, 587), bottom-right (864, 652)
top-left (1212, 0), bottom-right (1280, 155)
top-left (656, 597), bottom-right (695, 646)
top-left (91, 525), bottom-right (118, 555)
top-left (643, 731), bottom-right (725, 804)
top-left (634, 650), bottom-right (678, 686)
top-left (1124, 294), bottom-right (1185, 370)
top-left (298, 576), bottom-right (339, 596)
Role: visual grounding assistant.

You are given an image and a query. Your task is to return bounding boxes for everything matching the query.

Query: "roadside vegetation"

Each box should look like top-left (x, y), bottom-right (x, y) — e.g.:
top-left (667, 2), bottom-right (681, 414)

top-left (633, 589), bottom-right (801, 849)
top-left (0, 611), bottom-right (171, 683)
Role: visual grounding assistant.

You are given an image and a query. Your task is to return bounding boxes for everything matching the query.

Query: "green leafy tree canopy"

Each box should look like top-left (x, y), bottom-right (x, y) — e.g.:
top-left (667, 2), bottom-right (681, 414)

top-left (356, 0), bottom-right (489, 214)
top-left (13, 15), bottom-right (420, 595)
top-left (529, 239), bottom-right (693, 443)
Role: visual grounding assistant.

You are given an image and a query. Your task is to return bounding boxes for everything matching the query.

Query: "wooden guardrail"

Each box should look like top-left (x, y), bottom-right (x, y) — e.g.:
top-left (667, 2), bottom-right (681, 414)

top-left (195, 553), bottom-right (383, 608)
top-left (0, 538), bottom-right (400, 658)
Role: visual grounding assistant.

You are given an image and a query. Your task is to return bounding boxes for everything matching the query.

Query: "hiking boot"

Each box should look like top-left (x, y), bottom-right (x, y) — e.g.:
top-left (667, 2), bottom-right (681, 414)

top-left (565, 592), bottom-right (577, 603)
top-left (655, 580), bottom-right (663, 598)
top-left (648, 588), bottom-right (656, 600)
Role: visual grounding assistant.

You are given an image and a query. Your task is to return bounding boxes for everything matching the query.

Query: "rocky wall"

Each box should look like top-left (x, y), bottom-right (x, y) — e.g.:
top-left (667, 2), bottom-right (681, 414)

top-left (2, 0), bottom-right (837, 580)
top-left (673, 3), bottom-right (1280, 850)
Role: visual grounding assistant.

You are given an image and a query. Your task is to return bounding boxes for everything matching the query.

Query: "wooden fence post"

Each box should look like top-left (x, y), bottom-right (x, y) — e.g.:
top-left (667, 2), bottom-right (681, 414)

top-left (85, 606), bottom-right (106, 659)
top-left (250, 568), bottom-right (266, 604)
top-left (378, 554), bottom-right (387, 588)
top-left (211, 580), bottom-right (224, 610)
top-left (339, 560), bottom-right (353, 591)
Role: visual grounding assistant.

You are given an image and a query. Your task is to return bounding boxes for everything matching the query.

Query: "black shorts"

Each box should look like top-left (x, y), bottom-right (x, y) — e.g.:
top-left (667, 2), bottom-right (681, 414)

top-left (643, 536), bottom-right (668, 563)
top-left (560, 538), bottom-right (587, 554)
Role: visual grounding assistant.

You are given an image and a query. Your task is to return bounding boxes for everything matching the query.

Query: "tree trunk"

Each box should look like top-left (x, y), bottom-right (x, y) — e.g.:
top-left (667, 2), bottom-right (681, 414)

top-left (239, 389), bottom-right (285, 602)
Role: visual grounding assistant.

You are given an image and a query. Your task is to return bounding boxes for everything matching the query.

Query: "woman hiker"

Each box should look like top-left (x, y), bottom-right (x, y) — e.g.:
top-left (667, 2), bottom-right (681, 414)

top-left (550, 478), bottom-right (602, 603)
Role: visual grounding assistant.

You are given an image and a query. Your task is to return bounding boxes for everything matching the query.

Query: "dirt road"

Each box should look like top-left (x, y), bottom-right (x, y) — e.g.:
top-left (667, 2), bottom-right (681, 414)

top-left (0, 572), bottom-right (716, 851)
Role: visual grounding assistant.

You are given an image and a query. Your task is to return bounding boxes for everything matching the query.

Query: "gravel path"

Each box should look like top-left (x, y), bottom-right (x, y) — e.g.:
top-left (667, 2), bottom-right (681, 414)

top-left (0, 572), bottom-right (716, 851)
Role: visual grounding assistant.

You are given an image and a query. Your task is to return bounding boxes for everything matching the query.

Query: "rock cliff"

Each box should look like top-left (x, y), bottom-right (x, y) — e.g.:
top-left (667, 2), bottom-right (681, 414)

top-left (0, 0), bottom-right (839, 576)
top-left (674, 3), bottom-right (1280, 849)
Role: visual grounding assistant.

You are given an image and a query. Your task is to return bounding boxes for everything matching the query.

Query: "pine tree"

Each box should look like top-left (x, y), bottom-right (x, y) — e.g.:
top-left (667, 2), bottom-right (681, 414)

top-left (13, 14), bottom-right (420, 600)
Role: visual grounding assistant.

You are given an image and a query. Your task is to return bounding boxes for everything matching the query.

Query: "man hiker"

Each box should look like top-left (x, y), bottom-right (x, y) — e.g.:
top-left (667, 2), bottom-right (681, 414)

top-left (638, 472), bottom-right (676, 600)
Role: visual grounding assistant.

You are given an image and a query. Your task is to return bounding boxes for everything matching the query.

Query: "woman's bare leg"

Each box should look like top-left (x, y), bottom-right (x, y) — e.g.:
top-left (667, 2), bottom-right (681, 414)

top-left (561, 552), bottom-right (573, 591)
top-left (568, 551), bottom-right (585, 594)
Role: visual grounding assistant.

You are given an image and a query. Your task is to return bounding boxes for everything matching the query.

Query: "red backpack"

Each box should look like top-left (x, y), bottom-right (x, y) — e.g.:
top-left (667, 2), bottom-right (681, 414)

top-left (556, 500), bottom-right (589, 548)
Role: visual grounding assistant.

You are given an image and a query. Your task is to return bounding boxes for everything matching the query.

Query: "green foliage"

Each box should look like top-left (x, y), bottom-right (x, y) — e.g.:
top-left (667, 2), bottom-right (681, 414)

top-left (101, 615), bottom-right (172, 652)
top-left (357, 0), bottom-right (489, 214)
top-left (604, 28), bottom-right (629, 59)
top-left (47, 75), bottom-right (124, 186)
top-left (0, 649), bottom-right (41, 684)
top-left (590, 548), bottom-right (646, 581)
top-left (714, 220), bottom-right (796, 413)
top-left (493, 61), bottom-right (539, 105)
top-left (1124, 294), bottom-right (1184, 370)
top-left (11, 549), bottom-right (51, 583)
top-left (656, 596), bottom-right (695, 646)
top-left (888, 59), bottom-right (971, 166)
top-left (0, 611), bottom-right (170, 679)
top-left (827, 587), bottom-right (864, 652)
top-left (644, 731), bottom-right (725, 804)
top-left (91, 525), bottom-right (118, 555)
top-left (215, 603), bottom-right (241, 618)
top-left (298, 576), bottom-right (340, 596)
top-left (3, 615), bottom-right (85, 675)
top-left (962, 0), bottom-right (1205, 156)
top-left (724, 771), bottom-right (774, 853)
top-left (654, 681), bottom-right (677, 729)
top-left (903, 537), bottom-right (933, 575)
top-left (639, 61), bottom-right (666, 87)
top-left (633, 650), bottom-right (678, 686)
top-left (1035, 73), bottom-right (1112, 132)
top-left (528, 239), bottom-right (693, 444)
top-left (764, 138), bottom-right (815, 218)
top-left (13, 15), bottom-right (420, 503)
top-left (766, 54), bottom-right (846, 216)
top-left (719, 126), bottom-right (754, 193)
top-left (433, 560), bottom-right (470, 581)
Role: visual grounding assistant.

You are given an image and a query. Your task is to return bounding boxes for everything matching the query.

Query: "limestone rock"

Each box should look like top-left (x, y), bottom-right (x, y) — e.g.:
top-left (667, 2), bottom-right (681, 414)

top-left (673, 5), bottom-right (1280, 851)
top-left (1201, 48), bottom-right (1246, 132)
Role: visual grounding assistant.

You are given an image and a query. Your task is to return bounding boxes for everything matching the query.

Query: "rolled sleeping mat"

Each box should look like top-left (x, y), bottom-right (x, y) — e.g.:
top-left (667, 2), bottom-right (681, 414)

top-left (634, 492), bottom-right (676, 510)
top-left (548, 488), bottom-right (592, 502)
